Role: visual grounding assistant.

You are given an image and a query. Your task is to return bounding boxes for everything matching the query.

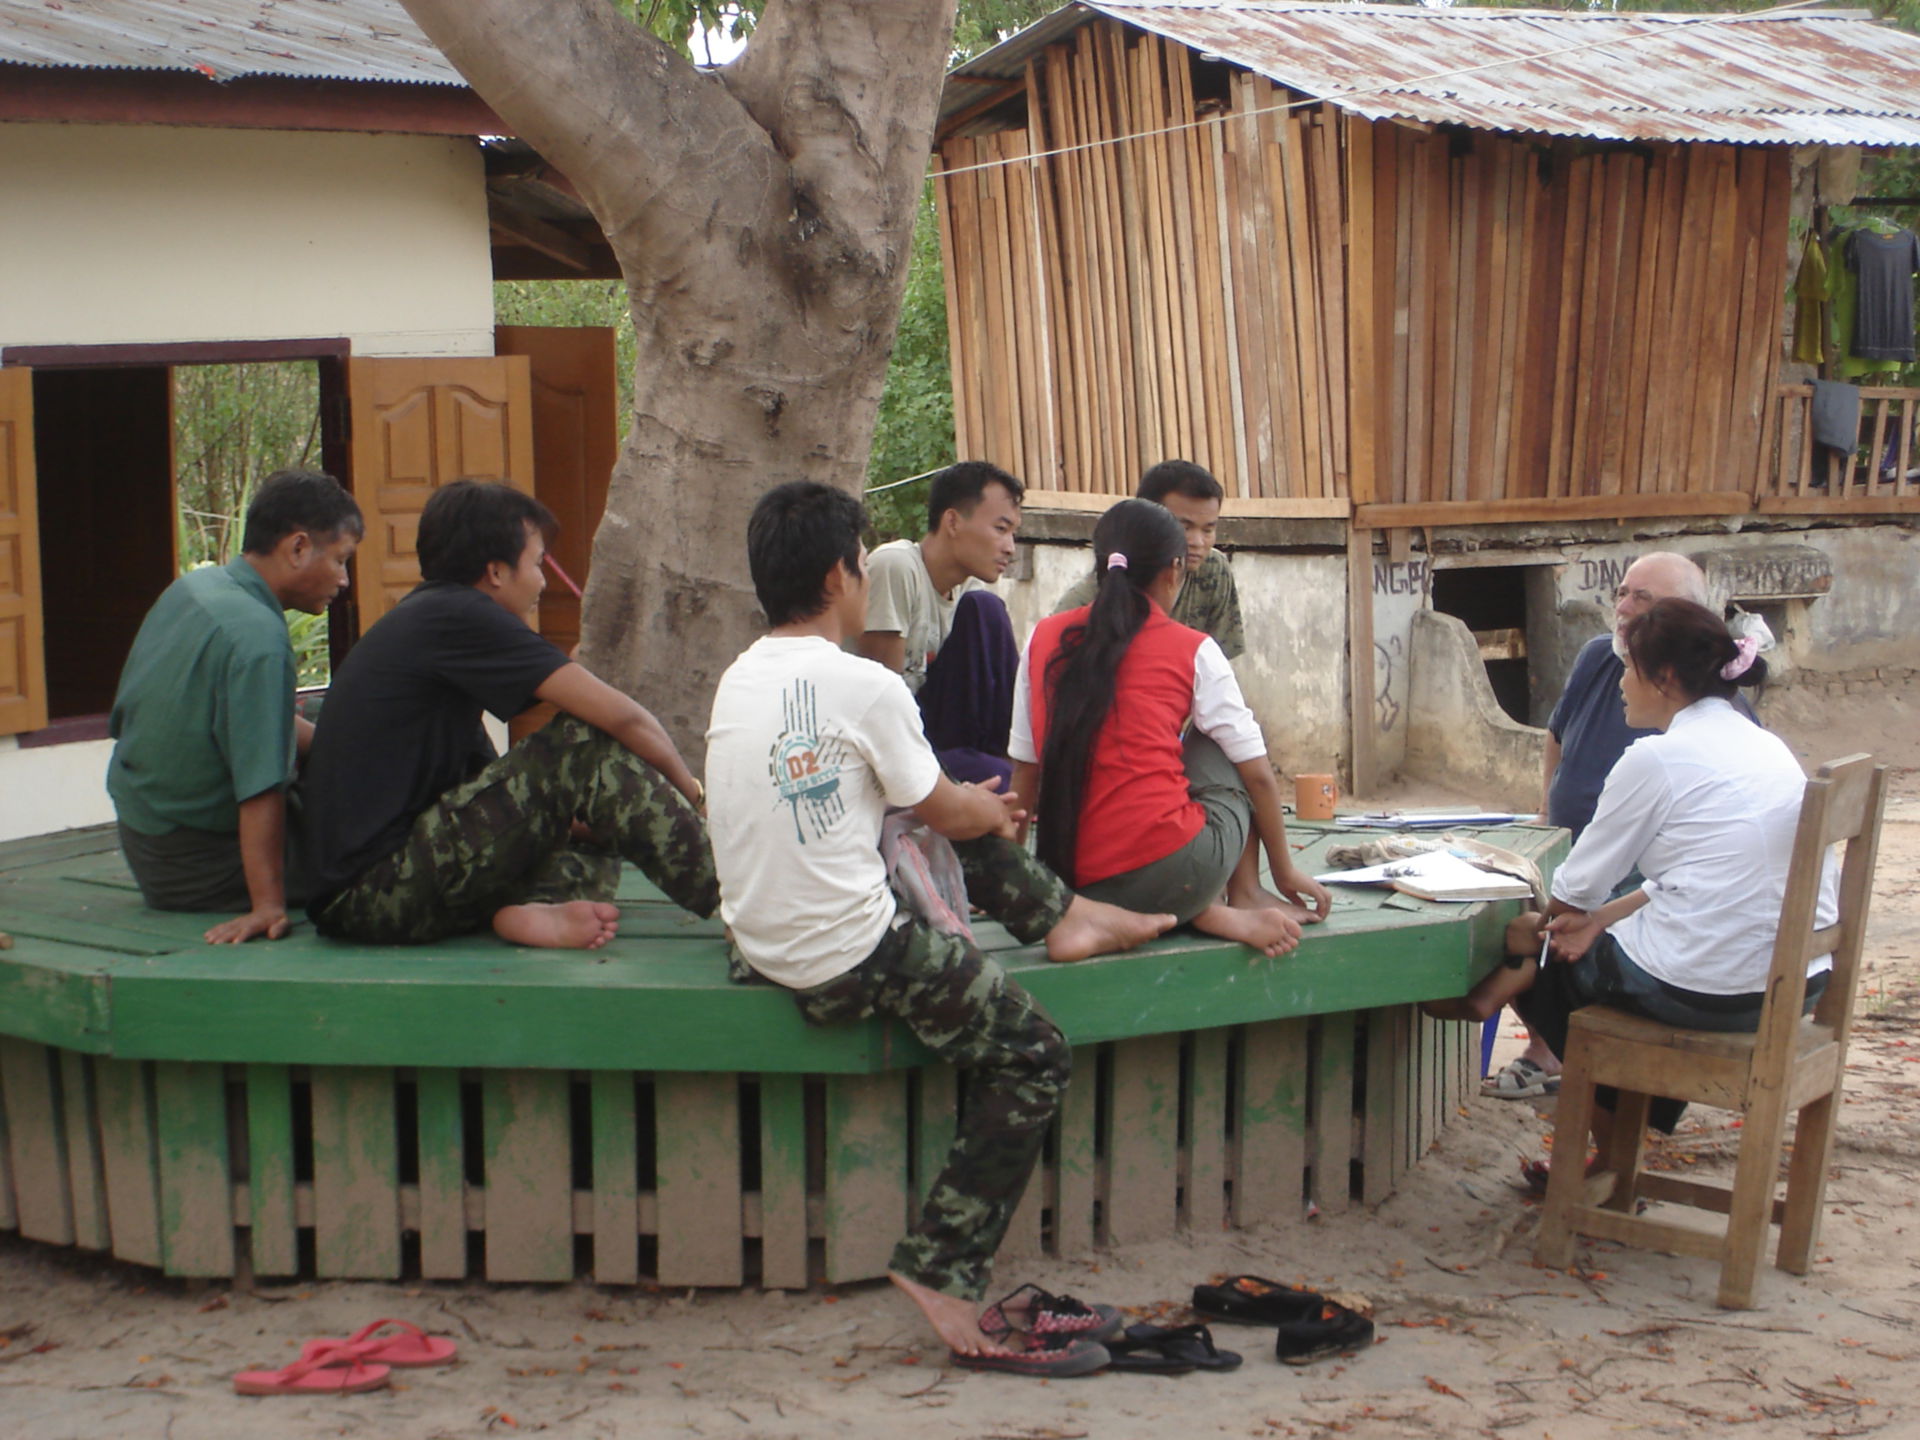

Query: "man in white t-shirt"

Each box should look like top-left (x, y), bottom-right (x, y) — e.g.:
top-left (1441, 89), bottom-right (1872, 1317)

top-left (708, 482), bottom-right (1170, 1373)
top-left (859, 462), bottom-right (1023, 787)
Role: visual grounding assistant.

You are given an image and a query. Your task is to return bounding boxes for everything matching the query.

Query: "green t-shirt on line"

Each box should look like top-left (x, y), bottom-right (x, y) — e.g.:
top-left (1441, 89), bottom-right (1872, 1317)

top-left (107, 556), bottom-right (297, 837)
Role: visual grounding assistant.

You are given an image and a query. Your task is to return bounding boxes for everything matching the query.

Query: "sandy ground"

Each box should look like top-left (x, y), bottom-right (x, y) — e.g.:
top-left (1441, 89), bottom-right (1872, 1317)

top-left (4, 686), bottom-right (1918, 1440)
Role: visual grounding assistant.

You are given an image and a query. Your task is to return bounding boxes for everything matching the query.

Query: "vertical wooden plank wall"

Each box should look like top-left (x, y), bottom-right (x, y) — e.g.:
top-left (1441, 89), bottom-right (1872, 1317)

top-left (936, 23), bottom-right (1345, 500)
top-left (934, 22), bottom-right (1794, 513)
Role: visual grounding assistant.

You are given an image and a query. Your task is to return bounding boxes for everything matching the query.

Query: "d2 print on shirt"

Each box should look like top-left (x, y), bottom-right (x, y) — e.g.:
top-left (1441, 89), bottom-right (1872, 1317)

top-left (771, 680), bottom-right (848, 844)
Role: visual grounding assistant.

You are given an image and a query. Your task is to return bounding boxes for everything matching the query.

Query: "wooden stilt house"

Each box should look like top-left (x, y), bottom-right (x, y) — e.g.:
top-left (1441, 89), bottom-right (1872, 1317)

top-left (934, 1), bottom-right (1920, 790)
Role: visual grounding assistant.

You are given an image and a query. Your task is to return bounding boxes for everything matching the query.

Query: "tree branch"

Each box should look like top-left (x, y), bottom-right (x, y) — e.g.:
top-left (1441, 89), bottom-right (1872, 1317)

top-left (399, 0), bottom-right (788, 273)
top-left (722, 0), bottom-right (959, 257)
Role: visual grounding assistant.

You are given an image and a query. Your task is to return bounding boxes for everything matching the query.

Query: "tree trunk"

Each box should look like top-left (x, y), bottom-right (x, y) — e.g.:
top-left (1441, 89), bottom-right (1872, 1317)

top-left (400, 0), bottom-right (958, 755)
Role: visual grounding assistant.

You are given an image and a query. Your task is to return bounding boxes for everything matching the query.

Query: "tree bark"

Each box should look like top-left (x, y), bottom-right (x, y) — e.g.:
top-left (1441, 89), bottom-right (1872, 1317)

top-left (399, 0), bottom-right (958, 755)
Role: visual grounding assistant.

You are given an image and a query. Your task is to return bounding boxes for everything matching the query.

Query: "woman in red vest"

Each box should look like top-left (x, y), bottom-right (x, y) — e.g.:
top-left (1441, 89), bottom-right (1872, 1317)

top-left (1009, 500), bottom-right (1332, 956)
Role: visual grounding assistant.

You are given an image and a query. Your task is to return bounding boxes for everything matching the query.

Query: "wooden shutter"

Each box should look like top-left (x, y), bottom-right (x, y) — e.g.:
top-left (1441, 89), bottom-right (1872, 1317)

top-left (346, 356), bottom-right (536, 634)
top-left (492, 326), bottom-right (618, 659)
top-left (0, 367), bottom-right (48, 737)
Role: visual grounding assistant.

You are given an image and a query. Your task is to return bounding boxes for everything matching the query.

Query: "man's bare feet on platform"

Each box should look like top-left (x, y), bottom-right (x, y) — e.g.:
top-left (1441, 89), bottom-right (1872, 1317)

top-left (1045, 895), bottom-right (1176, 962)
top-left (1194, 900), bottom-right (1302, 957)
top-left (492, 900), bottom-right (620, 950)
top-left (890, 1271), bottom-right (1007, 1357)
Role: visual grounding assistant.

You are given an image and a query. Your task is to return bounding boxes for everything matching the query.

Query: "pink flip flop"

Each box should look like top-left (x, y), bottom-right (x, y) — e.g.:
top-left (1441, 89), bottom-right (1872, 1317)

top-left (233, 1343), bottom-right (391, 1396)
top-left (300, 1318), bottom-right (457, 1369)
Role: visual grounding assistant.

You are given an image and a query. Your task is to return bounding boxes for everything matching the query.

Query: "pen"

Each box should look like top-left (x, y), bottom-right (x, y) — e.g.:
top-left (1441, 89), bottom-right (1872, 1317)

top-left (1539, 927), bottom-right (1553, 967)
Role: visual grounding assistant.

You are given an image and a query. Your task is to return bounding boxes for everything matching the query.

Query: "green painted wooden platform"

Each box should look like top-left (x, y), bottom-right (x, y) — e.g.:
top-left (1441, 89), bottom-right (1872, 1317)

top-left (0, 822), bottom-right (1562, 1288)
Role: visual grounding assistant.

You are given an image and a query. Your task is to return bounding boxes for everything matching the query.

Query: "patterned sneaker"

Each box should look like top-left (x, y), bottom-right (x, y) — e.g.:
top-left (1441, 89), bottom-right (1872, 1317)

top-left (978, 1283), bottom-right (1125, 1344)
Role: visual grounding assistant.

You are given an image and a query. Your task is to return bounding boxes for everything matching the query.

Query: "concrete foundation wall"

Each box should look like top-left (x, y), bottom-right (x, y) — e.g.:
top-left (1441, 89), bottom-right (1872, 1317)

top-left (1403, 610), bottom-right (1543, 811)
top-left (0, 737), bottom-right (113, 843)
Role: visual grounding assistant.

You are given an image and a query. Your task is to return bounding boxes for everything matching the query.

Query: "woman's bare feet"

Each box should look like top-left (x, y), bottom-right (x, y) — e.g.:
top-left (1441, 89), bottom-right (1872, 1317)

top-left (492, 900), bottom-right (620, 950)
top-left (1045, 895), bottom-right (1176, 962)
top-left (1193, 901), bottom-right (1302, 957)
top-left (890, 1271), bottom-right (1008, 1356)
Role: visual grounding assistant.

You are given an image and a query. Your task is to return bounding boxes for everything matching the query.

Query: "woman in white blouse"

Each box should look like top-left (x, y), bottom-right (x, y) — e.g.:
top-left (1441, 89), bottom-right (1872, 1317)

top-left (1427, 597), bottom-right (1835, 1148)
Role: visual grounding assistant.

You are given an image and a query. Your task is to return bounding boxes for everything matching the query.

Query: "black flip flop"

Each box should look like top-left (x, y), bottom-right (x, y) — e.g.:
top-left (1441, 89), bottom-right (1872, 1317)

top-left (1190, 1275), bottom-right (1327, 1326)
top-left (1274, 1304), bottom-right (1374, 1365)
top-left (1107, 1322), bottom-right (1241, 1373)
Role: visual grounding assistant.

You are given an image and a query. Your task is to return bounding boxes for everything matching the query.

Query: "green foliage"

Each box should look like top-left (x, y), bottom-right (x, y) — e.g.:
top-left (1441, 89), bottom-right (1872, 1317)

top-left (609, 0), bottom-right (758, 58)
top-left (866, 184), bottom-right (956, 541)
top-left (173, 363), bottom-right (321, 569)
top-left (285, 608), bottom-right (332, 690)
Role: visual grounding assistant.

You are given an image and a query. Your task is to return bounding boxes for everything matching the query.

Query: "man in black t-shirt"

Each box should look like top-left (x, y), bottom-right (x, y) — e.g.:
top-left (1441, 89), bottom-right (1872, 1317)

top-left (301, 481), bottom-right (717, 948)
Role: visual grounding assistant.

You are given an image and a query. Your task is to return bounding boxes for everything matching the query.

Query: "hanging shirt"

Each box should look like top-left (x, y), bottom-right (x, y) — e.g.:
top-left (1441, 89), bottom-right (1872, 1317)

top-left (1844, 228), bottom-right (1920, 363)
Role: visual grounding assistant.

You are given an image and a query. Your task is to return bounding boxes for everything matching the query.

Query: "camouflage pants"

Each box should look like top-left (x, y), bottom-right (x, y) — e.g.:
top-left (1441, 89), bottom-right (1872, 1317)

top-left (794, 915), bottom-right (1068, 1300)
top-left (312, 715), bottom-right (718, 944)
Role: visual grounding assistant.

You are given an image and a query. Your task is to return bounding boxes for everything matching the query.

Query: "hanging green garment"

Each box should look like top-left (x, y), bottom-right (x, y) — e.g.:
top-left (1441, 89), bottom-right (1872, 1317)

top-left (1791, 232), bottom-right (1829, 367)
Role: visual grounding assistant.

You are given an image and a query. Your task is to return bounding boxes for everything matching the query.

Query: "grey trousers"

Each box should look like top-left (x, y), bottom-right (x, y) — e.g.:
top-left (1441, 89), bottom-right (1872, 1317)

top-left (1077, 732), bottom-right (1251, 925)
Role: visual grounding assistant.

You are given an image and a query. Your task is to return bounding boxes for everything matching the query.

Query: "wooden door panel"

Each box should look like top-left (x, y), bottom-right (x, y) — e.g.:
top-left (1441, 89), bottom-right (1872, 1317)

top-left (493, 326), bottom-right (618, 658)
top-left (0, 367), bottom-right (48, 735)
top-left (347, 357), bottom-right (534, 636)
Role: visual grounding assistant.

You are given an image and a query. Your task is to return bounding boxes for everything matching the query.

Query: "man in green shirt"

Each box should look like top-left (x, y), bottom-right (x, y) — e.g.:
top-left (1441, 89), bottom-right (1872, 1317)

top-left (108, 469), bottom-right (362, 944)
top-left (1051, 460), bottom-right (1245, 659)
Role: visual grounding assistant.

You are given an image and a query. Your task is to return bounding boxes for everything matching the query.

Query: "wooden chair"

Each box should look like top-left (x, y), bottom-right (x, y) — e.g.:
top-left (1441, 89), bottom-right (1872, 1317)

top-left (1534, 753), bottom-right (1888, 1308)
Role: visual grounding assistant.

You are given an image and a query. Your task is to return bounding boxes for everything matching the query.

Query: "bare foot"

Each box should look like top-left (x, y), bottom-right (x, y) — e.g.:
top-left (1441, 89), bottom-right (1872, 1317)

top-left (1226, 876), bottom-right (1320, 925)
top-left (492, 900), bottom-right (620, 950)
top-left (1192, 901), bottom-right (1302, 958)
top-left (1045, 895), bottom-right (1176, 962)
top-left (889, 1271), bottom-right (1008, 1356)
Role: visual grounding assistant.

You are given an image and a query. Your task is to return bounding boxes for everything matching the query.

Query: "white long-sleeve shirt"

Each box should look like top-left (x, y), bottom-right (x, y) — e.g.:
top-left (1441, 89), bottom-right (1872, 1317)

top-left (1550, 698), bottom-right (1837, 995)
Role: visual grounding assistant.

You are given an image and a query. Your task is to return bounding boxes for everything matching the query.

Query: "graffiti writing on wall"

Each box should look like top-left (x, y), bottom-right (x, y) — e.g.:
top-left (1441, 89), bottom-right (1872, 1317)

top-left (1373, 559), bottom-right (1430, 597)
top-left (1575, 557), bottom-right (1629, 599)
top-left (1374, 635), bottom-right (1404, 733)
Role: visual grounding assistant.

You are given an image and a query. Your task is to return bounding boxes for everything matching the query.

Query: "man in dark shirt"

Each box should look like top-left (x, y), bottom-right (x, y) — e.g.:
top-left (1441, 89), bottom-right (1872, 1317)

top-left (1486, 551), bottom-right (1713, 1098)
top-left (301, 480), bottom-right (716, 948)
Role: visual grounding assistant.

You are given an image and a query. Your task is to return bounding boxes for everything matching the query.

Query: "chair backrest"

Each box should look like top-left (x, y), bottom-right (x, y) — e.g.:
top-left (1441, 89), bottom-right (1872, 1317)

top-left (1750, 754), bottom-right (1888, 1083)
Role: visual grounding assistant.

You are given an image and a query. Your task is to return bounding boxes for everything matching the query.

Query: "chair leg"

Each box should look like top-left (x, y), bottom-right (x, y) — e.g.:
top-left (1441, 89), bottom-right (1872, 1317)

top-left (1776, 1089), bottom-right (1840, 1275)
top-left (1599, 1090), bottom-right (1650, 1212)
top-left (1717, 1095), bottom-right (1791, 1309)
top-left (1535, 1038), bottom-right (1597, 1271)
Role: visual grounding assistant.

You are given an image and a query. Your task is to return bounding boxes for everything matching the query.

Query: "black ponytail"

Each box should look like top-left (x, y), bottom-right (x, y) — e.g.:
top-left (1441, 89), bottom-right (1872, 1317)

top-left (1035, 500), bottom-right (1186, 883)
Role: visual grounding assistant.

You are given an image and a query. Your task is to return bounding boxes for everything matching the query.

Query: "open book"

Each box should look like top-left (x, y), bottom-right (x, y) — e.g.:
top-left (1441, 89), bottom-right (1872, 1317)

top-left (1315, 848), bottom-right (1534, 903)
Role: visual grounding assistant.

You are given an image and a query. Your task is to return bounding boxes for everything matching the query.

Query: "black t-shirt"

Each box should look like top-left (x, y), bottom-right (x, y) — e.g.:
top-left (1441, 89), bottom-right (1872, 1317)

top-left (301, 582), bottom-right (569, 901)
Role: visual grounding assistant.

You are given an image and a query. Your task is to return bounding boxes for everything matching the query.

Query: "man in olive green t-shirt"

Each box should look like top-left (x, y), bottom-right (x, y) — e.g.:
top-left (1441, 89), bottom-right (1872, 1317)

top-left (108, 470), bottom-right (361, 944)
top-left (1052, 460), bottom-right (1245, 660)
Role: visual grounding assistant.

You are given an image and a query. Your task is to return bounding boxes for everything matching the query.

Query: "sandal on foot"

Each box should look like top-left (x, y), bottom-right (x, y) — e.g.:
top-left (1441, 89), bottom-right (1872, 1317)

top-left (1274, 1304), bottom-right (1374, 1366)
top-left (979, 1283), bottom-right (1123, 1343)
top-left (1108, 1321), bottom-right (1240, 1373)
top-left (1190, 1275), bottom-right (1326, 1326)
top-left (300, 1318), bottom-right (456, 1369)
top-left (950, 1333), bottom-right (1111, 1378)
top-left (1481, 1057), bottom-right (1560, 1100)
top-left (234, 1345), bottom-right (391, 1396)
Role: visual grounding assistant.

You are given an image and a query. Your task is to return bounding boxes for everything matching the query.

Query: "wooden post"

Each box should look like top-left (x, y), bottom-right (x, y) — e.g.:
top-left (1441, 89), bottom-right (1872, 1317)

top-left (1347, 524), bottom-right (1377, 794)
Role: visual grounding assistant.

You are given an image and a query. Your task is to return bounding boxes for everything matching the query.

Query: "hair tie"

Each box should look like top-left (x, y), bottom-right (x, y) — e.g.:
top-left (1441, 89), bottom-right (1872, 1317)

top-left (1720, 633), bottom-right (1760, 681)
top-left (1106, 552), bottom-right (1128, 571)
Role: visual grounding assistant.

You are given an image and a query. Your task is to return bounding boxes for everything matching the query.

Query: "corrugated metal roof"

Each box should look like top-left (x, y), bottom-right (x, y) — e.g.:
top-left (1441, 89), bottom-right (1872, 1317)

top-left (0, 0), bottom-right (464, 87)
top-left (945, 1), bottom-right (1920, 146)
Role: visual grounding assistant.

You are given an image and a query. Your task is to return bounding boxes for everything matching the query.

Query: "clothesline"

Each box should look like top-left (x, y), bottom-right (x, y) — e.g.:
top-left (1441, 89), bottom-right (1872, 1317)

top-left (931, 0), bottom-right (1827, 182)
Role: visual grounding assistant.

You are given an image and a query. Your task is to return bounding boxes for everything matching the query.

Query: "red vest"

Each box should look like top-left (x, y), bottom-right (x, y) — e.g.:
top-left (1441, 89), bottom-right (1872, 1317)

top-left (1027, 604), bottom-right (1207, 885)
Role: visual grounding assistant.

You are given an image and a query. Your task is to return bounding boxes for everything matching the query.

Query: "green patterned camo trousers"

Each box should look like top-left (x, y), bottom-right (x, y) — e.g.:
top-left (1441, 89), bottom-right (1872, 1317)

top-left (311, 715), bottom-right (718, 944)
top-left (793, 912), bottom-right (1068, 1301)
